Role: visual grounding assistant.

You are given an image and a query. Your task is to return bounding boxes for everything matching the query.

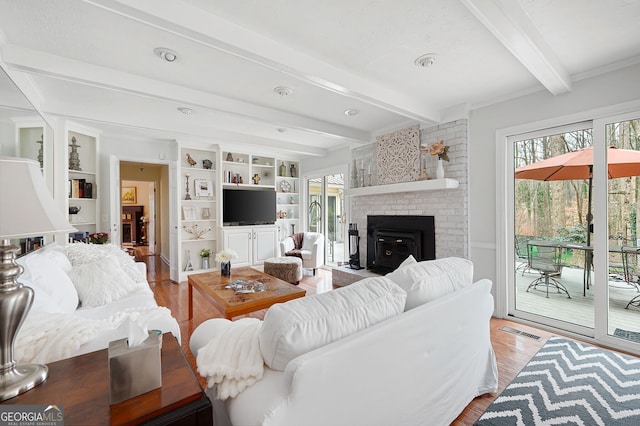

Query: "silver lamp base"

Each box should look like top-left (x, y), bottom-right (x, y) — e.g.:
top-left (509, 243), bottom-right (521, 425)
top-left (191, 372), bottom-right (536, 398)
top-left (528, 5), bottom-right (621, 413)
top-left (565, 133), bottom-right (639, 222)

top-left (0, 240), bottom-right (48, 401)
top-left (0, 364), bottom-right (48, 401)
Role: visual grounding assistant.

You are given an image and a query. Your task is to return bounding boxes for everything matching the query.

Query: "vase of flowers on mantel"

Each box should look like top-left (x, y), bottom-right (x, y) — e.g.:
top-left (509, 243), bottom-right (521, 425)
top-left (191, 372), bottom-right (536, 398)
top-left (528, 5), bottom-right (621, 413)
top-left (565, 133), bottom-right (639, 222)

top-left (216, 248), bottom-right (238, 276)
top-left (429, 140), bottom-right (450, 179)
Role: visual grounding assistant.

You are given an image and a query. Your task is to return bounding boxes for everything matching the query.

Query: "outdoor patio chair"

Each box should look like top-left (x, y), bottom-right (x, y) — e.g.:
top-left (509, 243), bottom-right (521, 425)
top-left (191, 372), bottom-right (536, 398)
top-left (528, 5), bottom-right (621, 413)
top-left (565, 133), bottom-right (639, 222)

top-left (526, 242), bottom-right (571, 298)
top-left (622, 248), bottom-right (640, 309)
top-left (515, 235), bottom-right (532, 275)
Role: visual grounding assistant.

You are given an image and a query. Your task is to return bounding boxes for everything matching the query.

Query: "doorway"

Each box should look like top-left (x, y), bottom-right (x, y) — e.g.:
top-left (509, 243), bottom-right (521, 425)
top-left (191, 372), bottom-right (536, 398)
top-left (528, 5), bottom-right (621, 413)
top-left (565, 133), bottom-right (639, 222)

top-left (119, 162), bottom-right (168, 257)
top-left (507, 112), bottom-right (640, 351)
top-left (306, 174), bottom-right (346, 266)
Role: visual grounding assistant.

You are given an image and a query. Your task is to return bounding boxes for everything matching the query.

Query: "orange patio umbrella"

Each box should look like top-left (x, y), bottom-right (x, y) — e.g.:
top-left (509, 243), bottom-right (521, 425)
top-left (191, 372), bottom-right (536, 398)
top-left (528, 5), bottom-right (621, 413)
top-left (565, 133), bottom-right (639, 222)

top-left (515, 146), bottom-right (640, 181)
top-left (515, 146), bottom-right (640, 247)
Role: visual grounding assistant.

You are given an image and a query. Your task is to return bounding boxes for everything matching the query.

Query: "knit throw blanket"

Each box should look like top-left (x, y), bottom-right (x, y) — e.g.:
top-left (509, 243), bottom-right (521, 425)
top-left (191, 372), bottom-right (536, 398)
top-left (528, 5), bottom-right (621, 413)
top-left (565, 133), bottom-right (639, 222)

top-left (16, 306), bottom-right (174, 364)
top-left (196, 318), bottom-right (264, 400)
top-left (285, 232), bottom-right (305, 258)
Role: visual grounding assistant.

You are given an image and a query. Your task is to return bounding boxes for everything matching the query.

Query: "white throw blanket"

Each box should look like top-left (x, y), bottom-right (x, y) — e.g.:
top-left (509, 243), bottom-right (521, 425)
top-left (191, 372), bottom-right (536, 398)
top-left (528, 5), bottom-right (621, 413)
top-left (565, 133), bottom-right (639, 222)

top-left (196, 318), bottom-right (264, 400)
top-left (16, 307), bottom-right (174, 364)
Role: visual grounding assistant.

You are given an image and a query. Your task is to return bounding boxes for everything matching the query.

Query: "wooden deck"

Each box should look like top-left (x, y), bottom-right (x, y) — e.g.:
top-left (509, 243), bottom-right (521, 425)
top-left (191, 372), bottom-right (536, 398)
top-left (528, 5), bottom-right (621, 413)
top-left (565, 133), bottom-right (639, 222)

top-left (515, 262), bottom-right (640, 334)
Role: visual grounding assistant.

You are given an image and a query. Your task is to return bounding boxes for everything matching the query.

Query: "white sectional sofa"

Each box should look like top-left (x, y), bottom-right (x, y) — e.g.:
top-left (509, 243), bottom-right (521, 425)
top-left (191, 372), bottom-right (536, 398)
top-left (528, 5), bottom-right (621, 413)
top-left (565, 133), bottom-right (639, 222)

top-left (15, 242), bottom-right (180, 364)
top-left (190, 257), bottom-right (498, 425)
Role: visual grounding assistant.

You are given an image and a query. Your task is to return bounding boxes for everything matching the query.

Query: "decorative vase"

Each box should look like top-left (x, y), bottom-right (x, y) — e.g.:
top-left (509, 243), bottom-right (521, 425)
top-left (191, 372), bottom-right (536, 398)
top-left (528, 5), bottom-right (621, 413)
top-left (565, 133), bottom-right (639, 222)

top-left (202, 256), bottom-right (210, 270)
top-left (221, 261), bottom-right (231, 276)
top-left (436, 158), bottom-right (445, 179)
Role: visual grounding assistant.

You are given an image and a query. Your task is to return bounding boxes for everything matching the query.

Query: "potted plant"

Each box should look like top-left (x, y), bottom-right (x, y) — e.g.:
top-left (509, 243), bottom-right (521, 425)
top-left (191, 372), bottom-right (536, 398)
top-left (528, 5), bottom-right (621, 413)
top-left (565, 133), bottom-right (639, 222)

top-left (200, 248), bottom-right (211, 270)
top-left (89, 232), bottom-right (109, 244)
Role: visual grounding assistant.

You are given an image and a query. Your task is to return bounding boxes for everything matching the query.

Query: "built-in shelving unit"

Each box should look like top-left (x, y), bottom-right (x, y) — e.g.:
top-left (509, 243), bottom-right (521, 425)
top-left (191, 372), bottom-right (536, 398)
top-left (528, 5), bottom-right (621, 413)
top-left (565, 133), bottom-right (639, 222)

top-left (275, 159), bottom-right (300, 240)
top-left (12, 117), bottom-right (53, 252)
top-left (179, 146), bottom-right (218, 281)
top-left (344, 178), bottom-right (459, 197)
top-left (221, 151), bottom-right (276, 189)
top-left (65, 123), bottom-right (100, 241)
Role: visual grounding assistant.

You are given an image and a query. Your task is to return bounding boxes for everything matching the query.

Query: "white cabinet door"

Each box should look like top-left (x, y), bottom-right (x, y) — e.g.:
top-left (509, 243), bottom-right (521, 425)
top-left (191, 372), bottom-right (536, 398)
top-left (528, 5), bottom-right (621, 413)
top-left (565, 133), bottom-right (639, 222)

top-left (224, 229), bottom-right (252, 267)
top-left (253, 227), bottom-right (277, 264)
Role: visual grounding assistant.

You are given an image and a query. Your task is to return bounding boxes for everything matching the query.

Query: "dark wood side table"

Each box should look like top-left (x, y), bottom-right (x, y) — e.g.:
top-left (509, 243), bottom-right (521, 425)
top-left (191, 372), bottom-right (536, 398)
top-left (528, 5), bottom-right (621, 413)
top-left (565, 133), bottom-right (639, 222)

top-left (2, 334), bottom-right (212, 425)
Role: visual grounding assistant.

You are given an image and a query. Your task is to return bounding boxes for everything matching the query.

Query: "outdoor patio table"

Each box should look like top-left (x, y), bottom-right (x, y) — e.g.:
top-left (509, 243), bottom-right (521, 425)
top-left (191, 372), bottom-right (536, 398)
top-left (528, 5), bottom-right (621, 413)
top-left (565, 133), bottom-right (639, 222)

top-left (527, 242), bottom-right (640, 297)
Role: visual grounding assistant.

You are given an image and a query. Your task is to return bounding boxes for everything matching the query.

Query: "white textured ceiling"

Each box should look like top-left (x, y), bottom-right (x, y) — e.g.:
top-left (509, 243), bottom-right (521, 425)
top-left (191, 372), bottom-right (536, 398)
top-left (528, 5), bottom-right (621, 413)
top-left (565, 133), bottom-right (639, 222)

top-left (1, 0), bottom-right (639, 157)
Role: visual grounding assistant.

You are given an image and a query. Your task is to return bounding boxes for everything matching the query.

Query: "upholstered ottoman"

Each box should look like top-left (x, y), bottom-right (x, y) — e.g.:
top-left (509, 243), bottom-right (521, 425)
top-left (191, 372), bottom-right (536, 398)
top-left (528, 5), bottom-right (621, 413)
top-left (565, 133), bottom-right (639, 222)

top-left (264, 256), bottom-right (303, 285)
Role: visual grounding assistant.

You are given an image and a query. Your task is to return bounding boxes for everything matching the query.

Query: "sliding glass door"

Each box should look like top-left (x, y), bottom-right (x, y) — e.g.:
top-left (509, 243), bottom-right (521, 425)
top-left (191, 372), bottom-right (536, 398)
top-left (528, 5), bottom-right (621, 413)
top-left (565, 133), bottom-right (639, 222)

top-left (600, 114), bottom-right (640, 343)
top-left (511, 123), bottom-right (595, 333)
top-left (306, 174), bottom-right (345, 266)
top-left (510, 113), bottom-right (640, 349)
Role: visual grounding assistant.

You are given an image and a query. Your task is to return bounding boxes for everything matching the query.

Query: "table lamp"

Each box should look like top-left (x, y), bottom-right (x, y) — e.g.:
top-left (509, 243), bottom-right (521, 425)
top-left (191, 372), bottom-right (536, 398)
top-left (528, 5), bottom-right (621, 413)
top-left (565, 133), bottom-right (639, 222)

top-left (0, 156), bottom-right (76, 401)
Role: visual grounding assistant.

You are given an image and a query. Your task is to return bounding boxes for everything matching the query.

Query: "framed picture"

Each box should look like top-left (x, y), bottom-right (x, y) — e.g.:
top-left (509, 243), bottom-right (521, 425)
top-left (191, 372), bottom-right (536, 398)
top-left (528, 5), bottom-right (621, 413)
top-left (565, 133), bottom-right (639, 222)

top-left (122, 187), bottom-right (137, 204)
top-left (194, 179), bottom-right (213, 197)
top-left (182, 205), bottom-right (196, 220)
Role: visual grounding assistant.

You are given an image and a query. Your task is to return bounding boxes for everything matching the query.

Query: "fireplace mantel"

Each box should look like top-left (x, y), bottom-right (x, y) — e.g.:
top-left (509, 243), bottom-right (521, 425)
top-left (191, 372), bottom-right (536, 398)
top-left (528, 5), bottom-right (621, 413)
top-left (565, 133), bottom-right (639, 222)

top-left (344, 178), bottom-right (459, 197)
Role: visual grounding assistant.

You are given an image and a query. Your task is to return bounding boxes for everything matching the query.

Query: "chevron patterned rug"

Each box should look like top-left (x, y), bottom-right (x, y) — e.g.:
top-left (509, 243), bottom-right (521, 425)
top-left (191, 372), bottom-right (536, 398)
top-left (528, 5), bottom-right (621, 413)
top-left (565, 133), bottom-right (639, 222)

top-left (475, 336), bottom-right (640, 425)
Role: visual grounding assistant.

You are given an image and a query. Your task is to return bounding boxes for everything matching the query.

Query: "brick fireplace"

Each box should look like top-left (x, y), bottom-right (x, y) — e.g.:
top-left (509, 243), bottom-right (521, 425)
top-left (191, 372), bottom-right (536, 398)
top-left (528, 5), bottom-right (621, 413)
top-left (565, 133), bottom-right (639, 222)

top-left (349, 119), bottom-right (468, 265)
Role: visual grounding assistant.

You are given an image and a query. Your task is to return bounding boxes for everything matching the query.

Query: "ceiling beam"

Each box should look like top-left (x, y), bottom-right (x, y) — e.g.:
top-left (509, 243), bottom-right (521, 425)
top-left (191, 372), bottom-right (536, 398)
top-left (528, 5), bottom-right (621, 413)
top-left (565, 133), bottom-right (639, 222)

top-left (461, 0), bottom-right (572, 96)
top-left (84, 0), bottom-right (442, 124)
top-left (3, 44), bottom-right (370, 145)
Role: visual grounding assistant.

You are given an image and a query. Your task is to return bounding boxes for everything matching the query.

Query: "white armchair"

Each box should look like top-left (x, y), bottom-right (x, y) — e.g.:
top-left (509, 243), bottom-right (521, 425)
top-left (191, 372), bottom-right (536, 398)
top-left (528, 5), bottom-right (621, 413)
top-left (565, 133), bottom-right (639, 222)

top-left (280, 232), bottom-right (324, 275)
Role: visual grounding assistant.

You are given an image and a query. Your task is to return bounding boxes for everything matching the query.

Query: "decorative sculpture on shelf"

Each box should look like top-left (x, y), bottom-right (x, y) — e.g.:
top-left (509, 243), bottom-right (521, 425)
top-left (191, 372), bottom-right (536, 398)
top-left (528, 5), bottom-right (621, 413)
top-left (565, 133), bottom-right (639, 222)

top-left (183, 223), bottom-right (211, 240)
top-left (184, 174), bottom-right (191, 200)
top-left (202, 159), bottom-right (212, 169)
top-left (184, 249), bottom-right (194, 271)
top-left (186, 153), bottom-right (197, 167)
top-left (289, 163), bottom-right (297, 177)
top-left (36, 134), bottom-right (43, 169)
top-left (252, 173), bottom-right (261, 184)
top-left (69, 136), bottom-right (81, 171)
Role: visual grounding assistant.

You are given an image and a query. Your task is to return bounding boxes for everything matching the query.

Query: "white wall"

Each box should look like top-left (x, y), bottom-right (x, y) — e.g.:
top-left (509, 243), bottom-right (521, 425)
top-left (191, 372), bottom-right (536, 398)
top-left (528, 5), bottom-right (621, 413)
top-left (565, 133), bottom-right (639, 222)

top-left (301, 147), bottom-right (349, 176)
top-left (469, 62), bottom-right (640, 285)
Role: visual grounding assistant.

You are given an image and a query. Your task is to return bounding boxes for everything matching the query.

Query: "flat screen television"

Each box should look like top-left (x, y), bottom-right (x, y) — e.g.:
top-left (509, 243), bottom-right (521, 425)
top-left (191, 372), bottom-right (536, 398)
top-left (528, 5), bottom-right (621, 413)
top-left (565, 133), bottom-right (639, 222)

top-left (223, 188), bottom-right (276, 226)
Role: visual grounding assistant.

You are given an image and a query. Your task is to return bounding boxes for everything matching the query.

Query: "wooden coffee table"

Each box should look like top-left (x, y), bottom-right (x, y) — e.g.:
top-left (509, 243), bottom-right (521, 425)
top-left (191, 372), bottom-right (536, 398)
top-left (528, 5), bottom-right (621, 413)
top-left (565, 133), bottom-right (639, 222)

top-left (188, 267), bottom-right (306, 320)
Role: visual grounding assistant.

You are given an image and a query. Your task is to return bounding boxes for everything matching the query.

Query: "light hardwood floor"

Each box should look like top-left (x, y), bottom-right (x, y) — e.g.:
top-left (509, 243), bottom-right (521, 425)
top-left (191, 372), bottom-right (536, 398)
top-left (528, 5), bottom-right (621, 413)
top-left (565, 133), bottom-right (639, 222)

top-left (135, 248), bottom-right (630, 425)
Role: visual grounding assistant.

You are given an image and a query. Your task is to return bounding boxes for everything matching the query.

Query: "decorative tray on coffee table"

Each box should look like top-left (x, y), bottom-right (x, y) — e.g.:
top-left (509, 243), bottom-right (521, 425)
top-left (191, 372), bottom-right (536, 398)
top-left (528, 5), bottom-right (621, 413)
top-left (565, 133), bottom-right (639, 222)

top-left (226, 279), bottom-right (268, 294)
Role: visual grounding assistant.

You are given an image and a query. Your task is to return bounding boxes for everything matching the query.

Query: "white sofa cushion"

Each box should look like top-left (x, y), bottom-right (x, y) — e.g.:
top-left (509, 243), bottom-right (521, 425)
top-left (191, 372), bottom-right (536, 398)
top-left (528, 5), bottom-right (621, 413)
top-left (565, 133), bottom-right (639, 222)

top-left (17, 251), bottom-right (78, 314)
top-left (385, 257), bottom-right (474, 310)
top-left (65, 243), bottom-right (146, 283)
top-left (259, 276), bottom-right (406, 371)
top-left (68, 255), bottom-right (143, 307)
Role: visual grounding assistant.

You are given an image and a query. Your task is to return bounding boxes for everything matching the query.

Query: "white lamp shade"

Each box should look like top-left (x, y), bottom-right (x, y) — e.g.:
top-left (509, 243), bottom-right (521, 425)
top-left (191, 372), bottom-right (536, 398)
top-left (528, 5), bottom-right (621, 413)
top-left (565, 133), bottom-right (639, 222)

top-left (0, 156), bottom-right (76, 239)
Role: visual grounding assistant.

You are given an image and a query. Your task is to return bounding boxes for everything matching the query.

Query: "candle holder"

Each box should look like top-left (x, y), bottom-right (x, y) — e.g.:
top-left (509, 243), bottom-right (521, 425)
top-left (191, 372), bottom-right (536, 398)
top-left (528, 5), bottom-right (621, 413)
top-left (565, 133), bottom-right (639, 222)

top-left (360, 169), bottom-right (366, 187)
top-left (184, 174), bottom-right (191, 200)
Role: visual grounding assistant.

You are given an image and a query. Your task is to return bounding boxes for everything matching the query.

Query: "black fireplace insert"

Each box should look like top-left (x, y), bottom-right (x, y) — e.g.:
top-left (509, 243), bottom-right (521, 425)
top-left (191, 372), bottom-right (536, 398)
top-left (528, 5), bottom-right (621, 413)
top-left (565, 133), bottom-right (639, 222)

top-left (367, 215), bottom-right (435, 273)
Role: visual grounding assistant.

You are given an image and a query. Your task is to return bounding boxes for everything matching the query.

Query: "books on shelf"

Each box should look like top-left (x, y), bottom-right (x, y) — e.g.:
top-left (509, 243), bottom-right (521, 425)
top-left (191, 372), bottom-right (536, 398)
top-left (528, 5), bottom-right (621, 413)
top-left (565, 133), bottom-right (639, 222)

top-left (69, 178), bottom-right (95, 198)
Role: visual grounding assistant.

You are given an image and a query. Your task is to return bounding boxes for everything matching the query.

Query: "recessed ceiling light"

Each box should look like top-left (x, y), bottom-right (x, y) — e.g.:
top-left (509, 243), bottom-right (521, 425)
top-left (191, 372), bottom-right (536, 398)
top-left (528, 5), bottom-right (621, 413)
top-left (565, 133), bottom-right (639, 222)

top-left (273, 86), bottom-right (294, 96)
top-left (154, 47), bottom-right (178, 62)
top-left (414, 53), bottom-right (437, 68)
top-left (344, 108), bottom-right (360, 117)
top-left (177, 107), bottom-right (193, 115)
top-left (276, 128), bottom-right (287, 133)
